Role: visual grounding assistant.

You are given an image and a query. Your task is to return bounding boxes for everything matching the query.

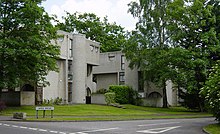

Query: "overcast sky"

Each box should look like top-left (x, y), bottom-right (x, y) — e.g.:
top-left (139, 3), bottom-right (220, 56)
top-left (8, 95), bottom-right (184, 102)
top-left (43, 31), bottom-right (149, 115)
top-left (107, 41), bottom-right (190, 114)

top-left (41, 0), bottom-right (137, 31)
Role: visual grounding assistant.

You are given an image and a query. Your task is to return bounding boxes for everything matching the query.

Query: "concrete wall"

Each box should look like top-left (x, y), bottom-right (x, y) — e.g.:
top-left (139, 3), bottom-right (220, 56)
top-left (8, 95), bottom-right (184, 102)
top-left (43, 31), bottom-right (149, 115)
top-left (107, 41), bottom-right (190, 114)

top-left (85, 40), bottom-right (100, 65)
top-left (20, 91), bottom-right (35, 105)
top-left (93, 51), bottom-right (178, 107)
top-left (93, 51), bottom-right (124, 92)
top-left (91, 94), bottom-right (106, 104)
top-left (43, 60), bottom-right (66, 101)
top-left (71, 34), bottom-right (87, 103)
top-left (166, 80), bottom-right (178, 106)
top-left (93, 51), bottom-right (124, 74)
top-left (43, 31), bottom-right (100, 104)
top-left (95, 73), bottom-right (118, 90)
top-left (125, 62), bottom-right (139, 91)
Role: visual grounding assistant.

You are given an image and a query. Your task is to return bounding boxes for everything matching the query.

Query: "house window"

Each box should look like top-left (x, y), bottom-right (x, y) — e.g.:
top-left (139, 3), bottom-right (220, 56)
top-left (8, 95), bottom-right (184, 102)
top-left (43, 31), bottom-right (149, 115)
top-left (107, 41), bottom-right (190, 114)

top-left (108, 55), bottom-right (115, 61)
top-left (68, 61), bottom-right (72, 73)
top-left (121, 55), bottom-right (125, 70)
top-left (119, 72), bottom-right (125, 85)
top-left (138, 71), bottom-right (144, 92)
top-left (69, 39), bottom-right (73, 57)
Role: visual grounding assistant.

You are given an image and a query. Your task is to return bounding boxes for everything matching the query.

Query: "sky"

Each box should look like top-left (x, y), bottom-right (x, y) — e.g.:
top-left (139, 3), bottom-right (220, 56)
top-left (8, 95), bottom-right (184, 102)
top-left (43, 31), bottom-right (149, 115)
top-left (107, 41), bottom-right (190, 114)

top-left (41, 0), bottom-right (137, 31)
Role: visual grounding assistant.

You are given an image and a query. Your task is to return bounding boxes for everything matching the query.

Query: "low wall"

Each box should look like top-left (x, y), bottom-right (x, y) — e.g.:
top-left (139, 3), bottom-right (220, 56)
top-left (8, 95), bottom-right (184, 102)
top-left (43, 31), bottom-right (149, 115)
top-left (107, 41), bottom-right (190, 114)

top-left (142, 98), bottom-right (163, 107)
top-left (0, 92), bottom-right (20, 106)
top-left (20, 91), bottom-right (35, 105)
top-left (91, 94), bottom-right (106, 105)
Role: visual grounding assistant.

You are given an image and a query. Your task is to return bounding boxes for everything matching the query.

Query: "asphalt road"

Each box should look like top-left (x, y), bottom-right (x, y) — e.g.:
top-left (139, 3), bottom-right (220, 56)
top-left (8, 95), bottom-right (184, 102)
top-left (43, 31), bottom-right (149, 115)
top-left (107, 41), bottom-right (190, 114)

top-left (0, 117), bottom-right (216, 134)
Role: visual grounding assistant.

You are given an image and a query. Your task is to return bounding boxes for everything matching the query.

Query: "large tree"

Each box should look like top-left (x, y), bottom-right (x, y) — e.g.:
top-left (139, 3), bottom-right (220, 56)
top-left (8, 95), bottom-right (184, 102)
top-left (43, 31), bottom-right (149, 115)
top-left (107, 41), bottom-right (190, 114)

top-left (124, 0), bottom-right (173, 108)
top-left (166, 0), bottom-right (220, 111)
top-left (56, 12), bottom-right (127, 52)
top-left (0, 0), bottom-right (60, 90)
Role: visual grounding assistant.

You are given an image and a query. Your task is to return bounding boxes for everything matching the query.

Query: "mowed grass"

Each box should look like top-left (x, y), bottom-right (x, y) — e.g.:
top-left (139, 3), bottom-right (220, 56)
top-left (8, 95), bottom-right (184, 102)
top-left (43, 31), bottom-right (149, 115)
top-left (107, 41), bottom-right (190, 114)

top-left (204, 123), bottom-right (220, 134)
top-left (1, 104), bottom-right (211, 121)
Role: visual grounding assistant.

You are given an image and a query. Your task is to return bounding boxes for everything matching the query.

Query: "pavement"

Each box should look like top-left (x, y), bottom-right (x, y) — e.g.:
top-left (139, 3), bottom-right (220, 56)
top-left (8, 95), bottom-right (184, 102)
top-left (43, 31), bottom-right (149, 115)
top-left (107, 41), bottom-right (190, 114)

top-left (0, 116), bottom-right (13, 121)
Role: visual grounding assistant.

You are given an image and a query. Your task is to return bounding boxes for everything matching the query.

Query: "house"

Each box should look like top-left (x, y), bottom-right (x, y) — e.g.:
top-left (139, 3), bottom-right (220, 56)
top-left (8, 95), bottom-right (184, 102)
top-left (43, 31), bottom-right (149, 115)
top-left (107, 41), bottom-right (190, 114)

top-left (93, 51), bottom-right (179, 107)
top-left (0, 30), bottom-right (100, 106)
top-left (41, 30), bottom-right (100, 104)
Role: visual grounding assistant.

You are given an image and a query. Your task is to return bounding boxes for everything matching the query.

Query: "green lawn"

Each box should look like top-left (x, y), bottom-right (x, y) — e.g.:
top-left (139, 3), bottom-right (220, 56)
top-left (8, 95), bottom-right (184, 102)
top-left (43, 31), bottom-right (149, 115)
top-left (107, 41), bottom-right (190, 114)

top-left (204, 123), bottom-right (220, 134)
top-left (0, 104), bottom-right (211, 121)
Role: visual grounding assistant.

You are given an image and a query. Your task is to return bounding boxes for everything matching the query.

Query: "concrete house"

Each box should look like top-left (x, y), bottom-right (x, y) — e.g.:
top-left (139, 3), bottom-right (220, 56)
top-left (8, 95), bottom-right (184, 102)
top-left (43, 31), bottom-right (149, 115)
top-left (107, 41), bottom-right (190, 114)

top-left (41, 30), bottom-right (100, 104)
top-left (93, 51), bottom-right (179, 107)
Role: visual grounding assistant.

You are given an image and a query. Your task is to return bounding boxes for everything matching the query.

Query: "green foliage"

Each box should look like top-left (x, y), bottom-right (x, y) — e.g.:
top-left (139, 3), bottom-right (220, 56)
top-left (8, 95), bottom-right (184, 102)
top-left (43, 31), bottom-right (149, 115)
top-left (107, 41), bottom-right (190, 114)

top-left (0, 0), bottom-right (60, 89)
top-left (201, 62), bottom-right (220, 122)
top-left (204, 124), bottom-right (220, 134)
top-left (179, 89), bottom-right (204, 110)
top-left (108, 85), bottom-right (141, 105)
top-left (125, 0), bottom-right (220, 110)
top-left (125, 0), bottom-right (174, 108)
top-left (95, 88), bottom-right (107, 94)
top-left (104, 92), bottom-right (116, 105)
top-left (56, 12), bottom-right (127, 52)
top-left (43, 97), bottom-right (62, 105)
top-left (166, 0), bottom-right (220, 111)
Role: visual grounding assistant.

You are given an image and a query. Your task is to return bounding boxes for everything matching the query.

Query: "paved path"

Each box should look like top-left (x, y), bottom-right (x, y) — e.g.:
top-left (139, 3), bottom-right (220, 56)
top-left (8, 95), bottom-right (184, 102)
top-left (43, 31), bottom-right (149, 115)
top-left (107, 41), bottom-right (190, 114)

top-left (0, 116), bottom-right (13, 121)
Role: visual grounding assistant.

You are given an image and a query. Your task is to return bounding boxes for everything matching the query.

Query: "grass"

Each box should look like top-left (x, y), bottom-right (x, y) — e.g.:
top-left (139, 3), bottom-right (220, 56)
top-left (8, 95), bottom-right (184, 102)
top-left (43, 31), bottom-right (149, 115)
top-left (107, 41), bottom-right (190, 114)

top-left (204, 123), bottom-right (220, 134)
top-left (0, 104), bottom-right (211, 121)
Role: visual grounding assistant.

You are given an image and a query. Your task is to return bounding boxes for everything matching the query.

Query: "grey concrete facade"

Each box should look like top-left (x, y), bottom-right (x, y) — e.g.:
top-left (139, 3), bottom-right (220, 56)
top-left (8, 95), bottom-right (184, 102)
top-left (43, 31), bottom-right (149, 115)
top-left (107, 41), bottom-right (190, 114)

top-left (43, 30), bottom-right (100, 104)
top-left (93, 51), bottom-right (179, 107)
top-left (93, 51), bottom-right (125, 91)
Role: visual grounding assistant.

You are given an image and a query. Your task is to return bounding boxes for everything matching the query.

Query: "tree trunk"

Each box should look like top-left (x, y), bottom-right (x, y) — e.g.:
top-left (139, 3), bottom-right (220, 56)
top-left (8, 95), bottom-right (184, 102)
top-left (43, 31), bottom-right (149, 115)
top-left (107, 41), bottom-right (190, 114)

top-left (162, 81), bottom-right (168, 108)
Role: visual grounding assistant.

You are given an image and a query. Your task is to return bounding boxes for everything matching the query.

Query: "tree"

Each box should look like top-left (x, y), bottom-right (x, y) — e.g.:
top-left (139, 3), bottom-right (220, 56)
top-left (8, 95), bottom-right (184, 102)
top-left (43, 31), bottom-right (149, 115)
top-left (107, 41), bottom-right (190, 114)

top-left (0, 0), bottom-right (60, 90)
top-left (201, 62), bottom-right (220, 122)
top-left (124, 0), bottom-right (173, 108)
top-left (56, 12), bottom-right (127, 52)
top-left (166, 0), bottom-right (220, 111)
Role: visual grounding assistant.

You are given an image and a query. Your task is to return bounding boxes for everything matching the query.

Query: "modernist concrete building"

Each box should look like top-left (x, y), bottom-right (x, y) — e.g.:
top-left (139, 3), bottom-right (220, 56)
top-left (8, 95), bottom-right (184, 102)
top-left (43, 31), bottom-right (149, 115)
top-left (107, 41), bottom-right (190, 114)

top-left (41, 30), bottom-right (100, 104)
top-left (93, 51), bottom-right (179, 107)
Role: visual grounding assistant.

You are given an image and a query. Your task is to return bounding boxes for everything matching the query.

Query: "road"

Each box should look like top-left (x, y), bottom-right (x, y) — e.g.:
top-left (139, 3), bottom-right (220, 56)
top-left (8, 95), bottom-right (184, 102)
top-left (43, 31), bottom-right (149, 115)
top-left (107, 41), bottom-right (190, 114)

top-left (0, 118), bottom-right (215, 134)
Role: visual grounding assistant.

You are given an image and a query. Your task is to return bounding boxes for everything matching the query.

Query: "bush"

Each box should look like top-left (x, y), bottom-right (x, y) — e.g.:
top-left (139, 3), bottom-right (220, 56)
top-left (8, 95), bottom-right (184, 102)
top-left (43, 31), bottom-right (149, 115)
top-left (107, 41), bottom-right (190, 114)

top-left (108, 85), bottom-right (142, 105)
top-left (179, 89), bottom-right (204, 111)
top-left (201, 63), bottom-right (220, 122)
top-left (104, 92), bottom-right (116, 105)
top-left (0, 101), bottom-right (6, 112)
top-left (42, 97), bottom-right (62, 105)
top-left (95, 88), bottom-right (107, 94)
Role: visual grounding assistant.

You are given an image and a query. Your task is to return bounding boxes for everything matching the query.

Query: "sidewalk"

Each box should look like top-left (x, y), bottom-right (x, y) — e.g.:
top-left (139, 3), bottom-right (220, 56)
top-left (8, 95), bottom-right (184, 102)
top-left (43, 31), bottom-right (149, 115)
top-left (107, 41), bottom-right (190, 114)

top-left (0, 116), bottom-right (12, 121)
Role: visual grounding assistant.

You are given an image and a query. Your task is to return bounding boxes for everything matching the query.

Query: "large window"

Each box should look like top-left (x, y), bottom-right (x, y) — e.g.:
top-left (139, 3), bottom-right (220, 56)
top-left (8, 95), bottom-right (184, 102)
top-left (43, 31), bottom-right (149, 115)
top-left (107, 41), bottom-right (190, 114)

top-left (68, 61), bottom-right (73, 80)
top-left (121, 55), bottom-right (125, 70)
top-left (119, 72), bottom-right (125, 85)
top-left (69, 39), bottom-right (73, 57)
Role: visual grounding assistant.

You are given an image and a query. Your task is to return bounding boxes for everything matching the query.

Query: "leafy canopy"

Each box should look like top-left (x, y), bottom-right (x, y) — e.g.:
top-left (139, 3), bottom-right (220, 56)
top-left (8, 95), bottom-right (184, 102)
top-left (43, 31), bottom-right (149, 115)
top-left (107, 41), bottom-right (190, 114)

top-left (0, 0), bottom-right (60, 89)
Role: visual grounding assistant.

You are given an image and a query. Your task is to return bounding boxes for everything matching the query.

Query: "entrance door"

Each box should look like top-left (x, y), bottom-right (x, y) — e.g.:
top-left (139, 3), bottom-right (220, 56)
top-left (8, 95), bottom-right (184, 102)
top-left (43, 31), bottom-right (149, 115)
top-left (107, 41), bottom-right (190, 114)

top-left (86, 88), bottom-right (91, 104)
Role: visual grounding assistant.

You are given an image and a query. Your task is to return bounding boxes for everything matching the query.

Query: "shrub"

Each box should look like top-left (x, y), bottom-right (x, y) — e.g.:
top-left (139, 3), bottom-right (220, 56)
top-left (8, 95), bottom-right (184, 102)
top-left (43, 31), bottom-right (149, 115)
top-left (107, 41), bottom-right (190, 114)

top-left (42, 97), bottom-right (62, 105)
top-left (201, 63), bottom-right (220, 122)
top-left (108, 85), bottom-right (142, 105)
top-left (54, 97), bottom-right (62, 105)
top-left (95, 88), bottom-right (107, 94)
top-left (104, 92), bottom-right (116, 105)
